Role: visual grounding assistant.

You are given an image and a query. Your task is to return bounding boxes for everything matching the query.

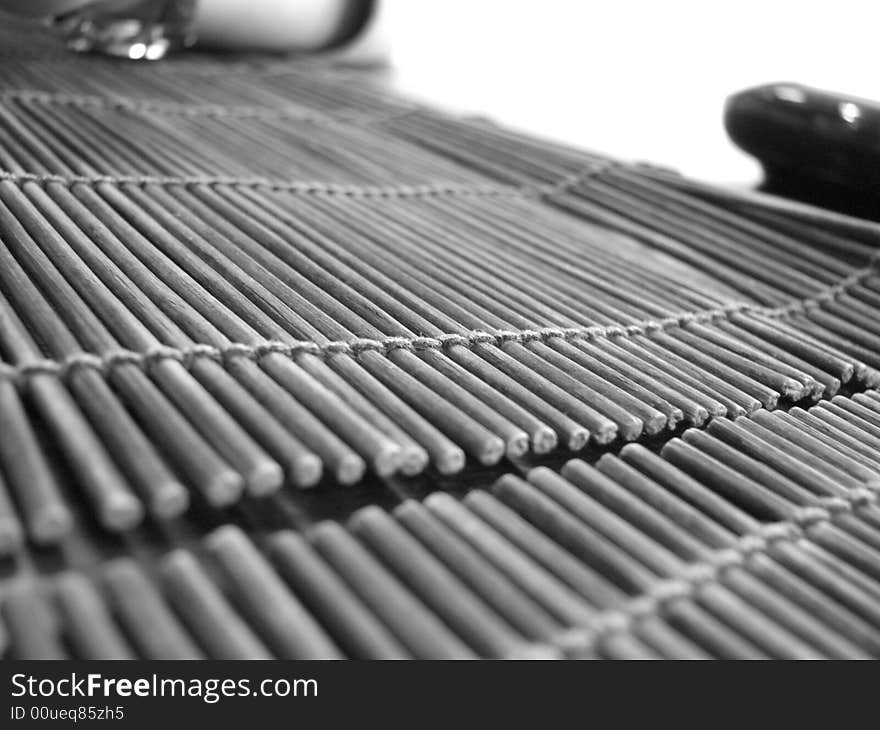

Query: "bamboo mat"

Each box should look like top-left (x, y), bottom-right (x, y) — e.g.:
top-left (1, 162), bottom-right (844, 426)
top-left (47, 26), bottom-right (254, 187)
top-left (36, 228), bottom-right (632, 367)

top-left (2, 17), bottom-right (880, 659)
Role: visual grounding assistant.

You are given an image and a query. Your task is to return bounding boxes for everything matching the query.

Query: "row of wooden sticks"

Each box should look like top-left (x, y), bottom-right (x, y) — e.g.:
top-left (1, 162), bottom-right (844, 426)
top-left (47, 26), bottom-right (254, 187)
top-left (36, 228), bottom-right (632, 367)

top-left (0, 171), bottom-right (878, 541)
top-left (4, 391), bottom-right (880, 659)
top-left (0, 58), bottom-right (879, 545)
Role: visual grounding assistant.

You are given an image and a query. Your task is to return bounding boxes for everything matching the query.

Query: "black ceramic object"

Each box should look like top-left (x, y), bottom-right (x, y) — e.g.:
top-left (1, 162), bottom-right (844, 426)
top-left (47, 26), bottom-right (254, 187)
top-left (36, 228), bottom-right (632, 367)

top-left (726, 82), bottom-right (880, 219)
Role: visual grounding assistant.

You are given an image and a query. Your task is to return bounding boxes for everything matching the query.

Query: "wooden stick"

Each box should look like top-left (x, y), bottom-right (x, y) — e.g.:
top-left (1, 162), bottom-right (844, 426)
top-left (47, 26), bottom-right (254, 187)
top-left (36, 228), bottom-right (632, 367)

top-left (54, 571), bottom-right (134, 660)
top-left (266, 529), bottom-right (410, 659)
top-left (204, 524), bottom-right (342, 659)
top-left (103, 558), bottom-right (204, 659)
top-left (308, 519), bottom-right (476, 659)
top-left (159, 548), bottom-right (273, 660)
top-left (349, 505), bottom-right (528, 658)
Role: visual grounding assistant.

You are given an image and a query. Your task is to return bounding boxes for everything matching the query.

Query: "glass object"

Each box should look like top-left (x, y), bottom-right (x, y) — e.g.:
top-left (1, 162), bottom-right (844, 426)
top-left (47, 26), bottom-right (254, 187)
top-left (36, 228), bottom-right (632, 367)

top-left (51, 0), bottom-right (198, 60)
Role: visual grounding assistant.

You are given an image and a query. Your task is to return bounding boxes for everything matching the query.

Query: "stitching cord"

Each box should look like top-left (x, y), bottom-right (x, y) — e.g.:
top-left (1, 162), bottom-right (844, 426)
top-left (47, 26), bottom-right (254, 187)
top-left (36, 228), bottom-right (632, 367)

top-left (551, 481), bottom-right (878, 656)
top-left (1, 259), bottom-right (876, 388)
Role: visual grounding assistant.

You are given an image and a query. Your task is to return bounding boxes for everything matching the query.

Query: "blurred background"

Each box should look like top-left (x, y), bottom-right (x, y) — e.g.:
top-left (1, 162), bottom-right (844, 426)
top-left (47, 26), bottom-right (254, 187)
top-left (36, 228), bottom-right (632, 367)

top-left (384, 0), bottom-right (880, 187)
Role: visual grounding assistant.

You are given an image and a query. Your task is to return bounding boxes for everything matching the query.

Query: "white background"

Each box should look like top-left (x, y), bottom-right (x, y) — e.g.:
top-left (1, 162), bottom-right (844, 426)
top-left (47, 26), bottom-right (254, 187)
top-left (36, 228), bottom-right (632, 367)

top-left (383, 1), bottom-right (880, 186)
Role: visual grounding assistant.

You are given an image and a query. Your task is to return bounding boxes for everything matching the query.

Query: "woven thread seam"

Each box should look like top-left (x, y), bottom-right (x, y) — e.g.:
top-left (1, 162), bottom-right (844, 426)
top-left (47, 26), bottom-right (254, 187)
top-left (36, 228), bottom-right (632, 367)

top-left (0, 89), bottom-right (396, 125)
top-left (0, 306), bottom-right (752, 386)
top-left (529, 160), bottom-right (621, 198)
top-left (552, 483), bottom-right (879, 656)
top-left (0, 272), bottom-right (873, 388)
top-left (0, 170), bottom-right (523, 199)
